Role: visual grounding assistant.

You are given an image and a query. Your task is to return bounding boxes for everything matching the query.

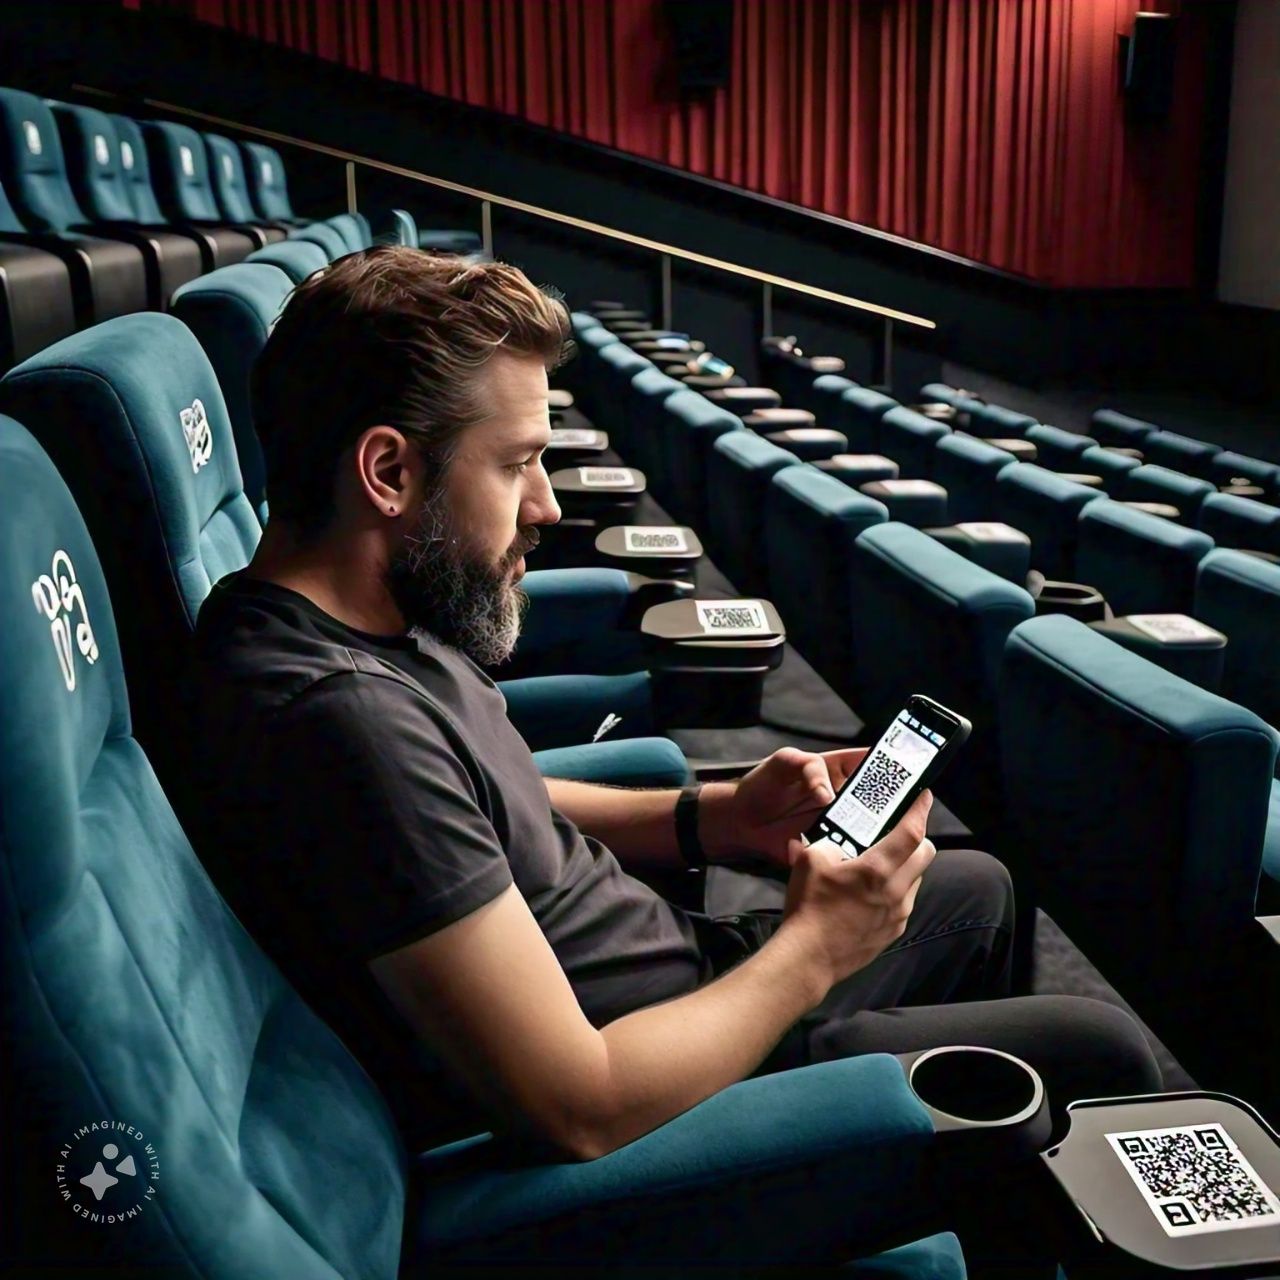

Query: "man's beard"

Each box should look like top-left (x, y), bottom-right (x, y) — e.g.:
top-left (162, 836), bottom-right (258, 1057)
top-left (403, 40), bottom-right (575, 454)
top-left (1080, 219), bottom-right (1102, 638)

top-left (385, 489), bottom-right (537, 667)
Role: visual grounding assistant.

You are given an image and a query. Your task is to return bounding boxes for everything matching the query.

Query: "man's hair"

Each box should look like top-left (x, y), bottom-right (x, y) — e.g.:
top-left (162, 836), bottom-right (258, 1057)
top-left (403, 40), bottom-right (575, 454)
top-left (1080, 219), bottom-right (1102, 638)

top-left (252, 246), bottom-right (571, 534)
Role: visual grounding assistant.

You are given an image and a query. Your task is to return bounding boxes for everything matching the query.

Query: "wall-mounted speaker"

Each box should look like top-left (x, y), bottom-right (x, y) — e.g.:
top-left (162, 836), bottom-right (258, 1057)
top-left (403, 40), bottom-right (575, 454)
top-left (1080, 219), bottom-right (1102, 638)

top-left (1122, 12), bottom-right (1176, 121)
top-left (664, 0), bottom-right (734, 92)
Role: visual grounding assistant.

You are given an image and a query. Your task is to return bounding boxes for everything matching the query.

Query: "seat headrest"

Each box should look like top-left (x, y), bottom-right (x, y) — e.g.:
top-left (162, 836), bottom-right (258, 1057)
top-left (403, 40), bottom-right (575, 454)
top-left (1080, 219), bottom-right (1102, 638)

top-left (1, 313), bottom-right (258, 629)
top-left (243, 140), bottom-right (295, 221)
top-left (48, 100), bottom-right (135, 223)
top-left (204, 131), bottom-right (258, 223)
top-left (142, 119), bottom-right (220, 222)
top-left (108, 113), bottom-right (164, 224)
top-left (0, 86), bottom-right (84, 232)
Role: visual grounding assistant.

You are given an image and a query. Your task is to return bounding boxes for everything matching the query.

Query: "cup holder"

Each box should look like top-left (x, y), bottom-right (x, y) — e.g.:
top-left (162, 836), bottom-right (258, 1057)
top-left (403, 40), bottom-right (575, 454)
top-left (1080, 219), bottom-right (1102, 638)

top-left (908, 1045), bottom-right (1043, 1128)
top-left (1031, 579), bottom-right (1107, 623)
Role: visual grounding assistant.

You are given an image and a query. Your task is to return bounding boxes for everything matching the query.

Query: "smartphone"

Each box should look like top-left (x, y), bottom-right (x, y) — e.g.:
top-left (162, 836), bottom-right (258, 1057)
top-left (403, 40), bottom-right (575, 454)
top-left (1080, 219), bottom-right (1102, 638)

top-left (805, 695), bottom-right (972, 857)
top-left (691, 351), bottom-right (735, 378)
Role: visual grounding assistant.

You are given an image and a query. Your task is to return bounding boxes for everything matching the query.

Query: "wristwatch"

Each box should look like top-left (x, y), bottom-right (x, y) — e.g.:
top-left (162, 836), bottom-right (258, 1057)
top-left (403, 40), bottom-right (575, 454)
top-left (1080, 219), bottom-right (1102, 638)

top-left (675, 783), bottom-right (706, 869)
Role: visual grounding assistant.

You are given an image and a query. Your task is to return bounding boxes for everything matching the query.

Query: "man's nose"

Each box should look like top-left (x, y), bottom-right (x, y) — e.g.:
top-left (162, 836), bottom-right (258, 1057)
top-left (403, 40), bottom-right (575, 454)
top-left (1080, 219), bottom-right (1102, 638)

top-left (526, 467), bottom-right (561, 527)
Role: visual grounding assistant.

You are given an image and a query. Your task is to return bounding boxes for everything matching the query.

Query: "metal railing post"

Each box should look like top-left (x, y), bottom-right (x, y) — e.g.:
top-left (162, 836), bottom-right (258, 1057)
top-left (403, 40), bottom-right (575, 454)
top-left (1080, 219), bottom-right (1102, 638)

top-left (660, 254), bottom-right (672, 331)
top-left (761, 281), bottom-right (773, 339)
top-left (345, 160), bottom-right (357, 215)
top-left (481, 200), bottom-right (493, 257)
top-left (883, 318), bottom-right (895, 393)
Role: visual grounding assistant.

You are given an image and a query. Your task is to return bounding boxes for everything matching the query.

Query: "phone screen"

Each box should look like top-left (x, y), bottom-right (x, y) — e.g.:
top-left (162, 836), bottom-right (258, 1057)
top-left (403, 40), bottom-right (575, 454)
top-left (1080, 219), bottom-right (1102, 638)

top-left (814, 709), bottom-right (949, 852)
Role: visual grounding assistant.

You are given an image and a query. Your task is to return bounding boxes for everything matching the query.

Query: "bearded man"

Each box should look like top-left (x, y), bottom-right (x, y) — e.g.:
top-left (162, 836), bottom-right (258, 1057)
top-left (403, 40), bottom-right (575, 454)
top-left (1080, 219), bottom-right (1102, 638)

top-left (192, 248), bottom-right (1157, 1192)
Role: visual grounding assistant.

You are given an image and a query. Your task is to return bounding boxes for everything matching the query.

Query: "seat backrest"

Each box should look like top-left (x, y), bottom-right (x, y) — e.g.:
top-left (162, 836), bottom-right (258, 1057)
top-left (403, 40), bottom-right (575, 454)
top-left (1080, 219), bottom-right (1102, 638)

top-left (1196, 548), bottom-right (1280, 727)
top-left (48, 101), bottom-right (137, 224)
top-left (0, 314), bottom-right (262, 777)
top-left (765, 465), bottom-right (887, 691)
top-left (708, 430), bottom-right (800, 594)
top-left (247, 237), bottom-right (328, 284)
top-left (994, 463), bottom-right (1102, 580)
top-left (1076, 498), bottom-right (1214, 616)
top-left (878, 406), bottom-right (949, 479)
top-left (660, 388), bottom-right (741, 529)
top-left (850, 523), bottom-right (1034, 827)
top-left (1142, 429), bottom-right (1221, 480)
top-left (625, 365), bottom-right (686, 477)
top-left (836, 386), bottom-right (898, 453)
top-left (392, 207), bottom-right (418, 247)
top-left (932, 434), bottom-right (1017, 524)
top-left (1090, 408), bottom-right (1158, 449)
top-left (0, 419), bottom-right (406, 1279)
top-left (288, 221), bottom-right (346, 260)
top-left (999, 613), bottom-right (1278, 1014)
top-left (0, 86), bottom-right (87, 233)
top-left (109, 113), bottom-right (166, 224)
top-left (326, 213), bottom-right (368, 253)
top-left (142, 119), bottom-right (223, 223)
top-left (1123, 464), bottom-right (1215, 523)
top-left (964, 402), bottom-right (1036, 439)
top-left (243, 140), bottom-right (296, 222)
top-left (0, 168), bottom-right (27, 233)
top-left (204, 131), bottom-right (261, 224)
top-left (1211, 450), bottom-right (1280, 493)
top-left (1077, 445), bottom-right (1141, 497)
top-left (171, 262), bottom-right (296, 522)
top-left (918, 382), bottom-right (962, 406)
top-left (1024, 423), bottom-right (1096, 472)
top-left (1197, 491), bottom-right (1280, 557)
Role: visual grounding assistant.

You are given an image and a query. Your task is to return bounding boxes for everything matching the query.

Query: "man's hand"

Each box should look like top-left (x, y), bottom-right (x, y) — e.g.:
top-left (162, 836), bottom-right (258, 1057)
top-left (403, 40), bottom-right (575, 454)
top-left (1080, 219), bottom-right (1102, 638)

top-left (780, 790), bottom-right (936, 989)
top-left (702, 746), bottom-right (869, 868)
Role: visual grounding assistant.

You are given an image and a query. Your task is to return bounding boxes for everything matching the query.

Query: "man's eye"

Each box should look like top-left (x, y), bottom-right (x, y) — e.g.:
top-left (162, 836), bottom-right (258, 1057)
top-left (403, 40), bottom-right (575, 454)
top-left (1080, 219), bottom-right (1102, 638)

top-left (507, 460), bottom-right (532, 474)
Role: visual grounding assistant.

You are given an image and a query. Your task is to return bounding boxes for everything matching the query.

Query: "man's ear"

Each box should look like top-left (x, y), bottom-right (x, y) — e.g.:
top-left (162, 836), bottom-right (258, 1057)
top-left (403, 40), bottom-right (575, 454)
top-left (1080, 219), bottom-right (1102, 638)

top-left (353, 425), bottom-right (416, 519)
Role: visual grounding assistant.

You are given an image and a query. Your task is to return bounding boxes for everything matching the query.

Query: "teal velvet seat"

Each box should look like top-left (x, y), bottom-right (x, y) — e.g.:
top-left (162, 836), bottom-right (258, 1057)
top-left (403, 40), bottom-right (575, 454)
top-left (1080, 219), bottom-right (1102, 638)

top-left (877, 406), bottom-right (949, 478)
top-left (1076, 498), bottom-right (1214, 616)
top-left (327, 211), bottom-right (371, 253)
top-left (171, 261), bottom-right (295, 522)
top-left (708, 430), bottom-right (801, 595)
top-left (0, 314), bottom-right (684, 786)
top-left (204, 130), bottom-right (289, 242)
top-left (999, 614), bottom-right (1278, 1022)
top-left (994, 464), bottom-right (1103, 580)
top-left (1078, 444), bottom-right (1141, 496)
top-left (246, 235), bottom-right (328, 283)
top-left (1089, 408), bottom-right (1158, 450)
top-left (1024, 423), bottom-right (1097, 473)
top-left (849, 523), bottom-right (1034, 828)
top-left (0, 419), bottom-right (960, 1277)
top-left (764, 464), bottom-right (888, 693)
top-left (242, 140), bottom-right (305, 225)
top-left (1142, 429), bottom-right (1221, 480)
top-left (1211, 450), bottom-right (1280, 495)
top-left (660, 387), bottom-right (742, 529)
top-left (932, 433), bottom-right (1017, 523)
top-left (1123, 464), bottom-right (1216, 525)
top-left (1198, 491), bottom-right (1280, 557)
top-left (964, 402), bottom-right (1036, 439)
top-left (836, 386), bottom-right (900, 452)
top-left (288, 219), bottom-right (347, 260)
top-left (625, 363), bottom-right (685, 479)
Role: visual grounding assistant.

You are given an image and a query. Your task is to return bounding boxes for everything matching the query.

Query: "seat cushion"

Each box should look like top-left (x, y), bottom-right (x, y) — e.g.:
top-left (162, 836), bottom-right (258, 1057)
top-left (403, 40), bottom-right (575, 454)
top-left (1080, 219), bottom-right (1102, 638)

top-left (1090, 409), bottom-right (1158, 449)
top-left (1198, 492), bottom-right (1280, 557)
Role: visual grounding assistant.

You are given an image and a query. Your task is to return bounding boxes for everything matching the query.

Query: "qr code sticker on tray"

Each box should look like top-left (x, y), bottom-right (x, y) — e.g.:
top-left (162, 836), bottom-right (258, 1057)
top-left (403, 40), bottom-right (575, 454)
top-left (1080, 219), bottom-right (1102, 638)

top-left (1106, 1123), bottom-right (1280, 1237)
top-left (578, 467), bottom-right (634, 487)
top-left (624, 527), bottom-right (688, 553)
top-left (849, 750), bottom-right (913, 816)
top-left (695, 600), bottom-right (768, 634)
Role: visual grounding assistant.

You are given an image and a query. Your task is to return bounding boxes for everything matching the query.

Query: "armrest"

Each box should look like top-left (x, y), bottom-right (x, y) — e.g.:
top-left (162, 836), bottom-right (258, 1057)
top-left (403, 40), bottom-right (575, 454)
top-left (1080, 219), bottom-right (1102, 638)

top-left (532, 736), bottom-right (690, 787)
top-left (412, 1054), bottom-right (935, 1264)
top-left (518, 567), bottom-right (635, 651)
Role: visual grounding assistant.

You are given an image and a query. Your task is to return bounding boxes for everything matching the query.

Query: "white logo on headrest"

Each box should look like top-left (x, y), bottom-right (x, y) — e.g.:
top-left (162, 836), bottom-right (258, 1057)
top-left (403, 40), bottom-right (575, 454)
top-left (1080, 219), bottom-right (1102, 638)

top-left (180, 399), bottom-right (213, 473)
top-left (179, 145), bottom-right (194, 177)
top-left (120, 140), bottom-right (135, 171)
top-left (32, 551), bottom-right (99, 693)
top-left (222, 153), bottom-right (233, 181)
top-left (23, 121), bottom-right (42, 156)
top-left (260, 159), bottom-right (273, 185)
top-left (94, 134), bottom-right (109, 166)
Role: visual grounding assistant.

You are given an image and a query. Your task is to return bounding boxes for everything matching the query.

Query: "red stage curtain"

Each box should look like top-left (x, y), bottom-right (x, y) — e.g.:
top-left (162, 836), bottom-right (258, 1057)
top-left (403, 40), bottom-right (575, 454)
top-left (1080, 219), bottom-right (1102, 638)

top-left (135, 0), bottom-right (1208, 288)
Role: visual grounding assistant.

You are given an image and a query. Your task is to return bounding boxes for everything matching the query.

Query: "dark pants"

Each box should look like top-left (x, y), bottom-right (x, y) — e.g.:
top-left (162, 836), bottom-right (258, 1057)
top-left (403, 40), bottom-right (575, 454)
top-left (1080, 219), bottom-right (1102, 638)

top-left (696, 848), bottom-right (1163, 1112)
top-left (693, 850), bottom-right (1164, 1278)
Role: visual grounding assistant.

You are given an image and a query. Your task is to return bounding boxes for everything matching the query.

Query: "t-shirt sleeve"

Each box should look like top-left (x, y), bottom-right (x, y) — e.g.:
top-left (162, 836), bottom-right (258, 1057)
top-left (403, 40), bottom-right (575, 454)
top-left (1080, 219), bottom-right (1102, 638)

top-left (256, 669), bottom-right (514, 959)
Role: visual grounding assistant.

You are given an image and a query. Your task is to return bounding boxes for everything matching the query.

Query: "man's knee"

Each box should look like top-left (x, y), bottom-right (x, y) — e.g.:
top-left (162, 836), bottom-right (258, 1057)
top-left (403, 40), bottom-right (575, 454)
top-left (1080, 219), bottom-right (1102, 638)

top-left (923, 848), bottom-right (1015, 934)
top-left (1024, 995), bottom-right (1164, 1098)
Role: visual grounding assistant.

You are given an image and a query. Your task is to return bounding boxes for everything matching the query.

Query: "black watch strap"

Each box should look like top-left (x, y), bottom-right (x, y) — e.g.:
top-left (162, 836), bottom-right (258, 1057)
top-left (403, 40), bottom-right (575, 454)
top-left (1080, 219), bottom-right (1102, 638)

top-left (675, 783), bottom-right (706, 869)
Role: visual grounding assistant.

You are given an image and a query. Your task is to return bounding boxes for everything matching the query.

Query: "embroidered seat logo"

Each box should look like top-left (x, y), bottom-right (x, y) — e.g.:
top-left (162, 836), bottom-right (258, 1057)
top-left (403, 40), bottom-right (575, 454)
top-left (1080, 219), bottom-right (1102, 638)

top-left (32, 551), bottom-right (99, 693)
top-left (181, 399), bottom-right (213, 473)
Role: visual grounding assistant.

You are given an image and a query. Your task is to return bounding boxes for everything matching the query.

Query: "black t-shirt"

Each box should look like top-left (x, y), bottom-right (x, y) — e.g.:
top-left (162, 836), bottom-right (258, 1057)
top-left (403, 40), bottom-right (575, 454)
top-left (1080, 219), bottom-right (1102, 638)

top-left (191, 574), bottom-right (705, 1148)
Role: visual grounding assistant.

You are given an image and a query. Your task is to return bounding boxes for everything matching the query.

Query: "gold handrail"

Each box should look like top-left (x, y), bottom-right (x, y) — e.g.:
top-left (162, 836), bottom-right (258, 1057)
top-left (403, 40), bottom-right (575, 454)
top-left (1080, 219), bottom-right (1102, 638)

top-left (138, 95), bottom-right (936, 332)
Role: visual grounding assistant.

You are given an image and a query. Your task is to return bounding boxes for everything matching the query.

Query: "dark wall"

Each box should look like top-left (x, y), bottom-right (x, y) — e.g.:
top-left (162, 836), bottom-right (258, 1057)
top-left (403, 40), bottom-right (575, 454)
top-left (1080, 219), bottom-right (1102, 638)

top-left (3, 0), bottom-right (1268, 402)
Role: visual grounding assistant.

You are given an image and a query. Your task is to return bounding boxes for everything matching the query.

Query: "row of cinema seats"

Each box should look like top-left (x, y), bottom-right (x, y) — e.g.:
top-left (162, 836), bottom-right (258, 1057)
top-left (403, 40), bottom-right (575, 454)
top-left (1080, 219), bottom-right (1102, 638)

top-left (0, 84), bottom-right (483, 368)
top-left (0, 258), bottom-right (974, 1278)
top-left (569, 303), bottom-right (1280, 1111)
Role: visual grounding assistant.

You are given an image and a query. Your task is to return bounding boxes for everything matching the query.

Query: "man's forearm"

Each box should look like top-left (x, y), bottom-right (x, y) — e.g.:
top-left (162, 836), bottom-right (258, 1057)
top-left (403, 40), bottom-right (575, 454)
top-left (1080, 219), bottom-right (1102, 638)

top-left (545, 776), bottom-right (736, 868)
top-left (576, 919), bottom-right (830, 1158)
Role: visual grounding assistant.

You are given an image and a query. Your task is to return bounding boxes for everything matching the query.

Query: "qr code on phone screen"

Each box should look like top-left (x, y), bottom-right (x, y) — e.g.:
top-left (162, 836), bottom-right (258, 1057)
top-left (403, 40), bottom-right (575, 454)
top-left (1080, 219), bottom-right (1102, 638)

top-left (850, 750), bottom-right (913, 815)
top-left (1107, 1124), bottom-right (1280, 1237)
